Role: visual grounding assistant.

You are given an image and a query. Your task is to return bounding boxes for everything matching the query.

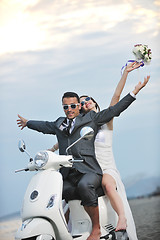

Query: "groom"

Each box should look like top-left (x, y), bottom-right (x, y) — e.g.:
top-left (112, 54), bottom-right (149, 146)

top-left (17, 76), bottom-right (149, 240)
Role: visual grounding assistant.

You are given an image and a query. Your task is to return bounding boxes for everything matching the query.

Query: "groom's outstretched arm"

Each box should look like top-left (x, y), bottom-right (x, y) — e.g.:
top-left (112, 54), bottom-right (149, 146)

top-left (17, 114), bottom-right (56, 134)
top-left (93, 75), bottom-right (150, 125)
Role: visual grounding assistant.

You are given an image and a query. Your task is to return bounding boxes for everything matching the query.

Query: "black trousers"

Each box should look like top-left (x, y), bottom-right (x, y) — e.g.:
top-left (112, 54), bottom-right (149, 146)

top-left (62, 168), bottom-right (102, 207)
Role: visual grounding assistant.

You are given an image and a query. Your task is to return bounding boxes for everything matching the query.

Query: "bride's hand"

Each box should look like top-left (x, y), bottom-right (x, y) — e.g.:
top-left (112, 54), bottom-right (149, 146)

top-left (126, 61), bottom-right (143, 73)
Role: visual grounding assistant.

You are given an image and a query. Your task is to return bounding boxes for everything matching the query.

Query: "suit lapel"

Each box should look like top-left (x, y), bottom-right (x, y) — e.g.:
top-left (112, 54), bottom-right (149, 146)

top-left (56, 117), bottom-right (66, 130)
top-left (71, 114), bottom-right (91, 135)
top-left (55, 113), bottom-right (92, 135)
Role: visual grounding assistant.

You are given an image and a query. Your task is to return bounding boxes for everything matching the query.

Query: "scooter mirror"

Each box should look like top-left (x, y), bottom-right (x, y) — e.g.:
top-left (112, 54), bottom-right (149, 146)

top-left (66, 126), bottom-right (94, 154)
top-left (18, 139), bottom-right (26, 152)
top-left (80, 126), bottom-right (94, 140)
top-left (18, 140), bottom-right (32, 159)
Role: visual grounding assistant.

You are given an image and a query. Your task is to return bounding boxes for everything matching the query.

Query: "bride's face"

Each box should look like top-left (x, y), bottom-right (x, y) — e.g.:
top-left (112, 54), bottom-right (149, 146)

top-left (80, 96), bottom-right (97, 113)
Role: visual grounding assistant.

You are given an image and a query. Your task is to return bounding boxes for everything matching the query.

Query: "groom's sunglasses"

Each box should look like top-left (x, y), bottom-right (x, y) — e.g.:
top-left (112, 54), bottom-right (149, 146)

top-left (80, 97), bottom-right (91, 107)
top-left (63, 104), bottom-right (79, 110)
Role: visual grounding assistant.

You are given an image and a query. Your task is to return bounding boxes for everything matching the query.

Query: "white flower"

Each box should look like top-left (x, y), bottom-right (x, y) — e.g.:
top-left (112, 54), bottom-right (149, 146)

top-left (132, 44), bottom-right (152, 64)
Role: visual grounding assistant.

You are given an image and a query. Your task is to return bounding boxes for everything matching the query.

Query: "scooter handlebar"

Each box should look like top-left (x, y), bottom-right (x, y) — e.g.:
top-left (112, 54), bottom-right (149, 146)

top-left (69, 159), bottom-right (84, 163)
top-left (15, 168), bottom-right (29, 173)
top-left (15, 158), bottom-right (36, 173)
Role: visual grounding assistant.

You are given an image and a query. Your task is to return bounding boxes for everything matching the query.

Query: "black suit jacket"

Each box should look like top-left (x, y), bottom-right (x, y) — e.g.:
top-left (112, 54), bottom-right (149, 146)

top-left (27, 93), bottom-right (135, 176)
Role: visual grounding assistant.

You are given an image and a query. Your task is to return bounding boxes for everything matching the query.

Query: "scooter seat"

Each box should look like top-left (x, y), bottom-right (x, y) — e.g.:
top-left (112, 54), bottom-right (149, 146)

top-left (66, 186), bottom-right (105, 201)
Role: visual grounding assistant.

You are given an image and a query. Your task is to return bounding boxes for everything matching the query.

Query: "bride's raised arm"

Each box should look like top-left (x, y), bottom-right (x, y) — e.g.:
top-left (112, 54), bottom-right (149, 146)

top-left (107, 61), bottom-right (142, 129)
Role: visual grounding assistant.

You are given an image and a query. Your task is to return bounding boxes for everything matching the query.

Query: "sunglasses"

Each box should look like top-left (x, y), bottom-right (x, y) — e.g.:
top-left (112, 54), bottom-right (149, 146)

top-left (63, 103), bottom-right (80, 110)
top-left (80, 97), bottom-right (91, 107)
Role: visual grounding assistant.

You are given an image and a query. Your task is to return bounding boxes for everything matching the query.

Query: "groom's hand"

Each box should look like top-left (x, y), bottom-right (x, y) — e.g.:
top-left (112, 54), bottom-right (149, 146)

top-left (17, 114), bottom-right (28, 130)
top-left (132, 75), bottom-right (150, 95)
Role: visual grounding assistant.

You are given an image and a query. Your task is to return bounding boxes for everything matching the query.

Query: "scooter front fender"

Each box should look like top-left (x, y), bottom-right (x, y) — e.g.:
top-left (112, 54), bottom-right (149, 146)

top-left (15, 217), bottom-right (56, 240)
top-left (21, 170), bottom-right (63, 220)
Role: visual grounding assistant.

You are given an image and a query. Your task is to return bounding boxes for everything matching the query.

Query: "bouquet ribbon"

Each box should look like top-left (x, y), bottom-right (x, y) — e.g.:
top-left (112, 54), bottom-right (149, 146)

top-left (121, 60), bottom-right (144, 75)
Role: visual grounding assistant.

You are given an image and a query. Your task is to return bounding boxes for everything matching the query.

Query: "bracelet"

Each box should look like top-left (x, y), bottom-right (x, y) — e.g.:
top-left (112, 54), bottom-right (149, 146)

top-left (52, 145), bottom-right (56, 152)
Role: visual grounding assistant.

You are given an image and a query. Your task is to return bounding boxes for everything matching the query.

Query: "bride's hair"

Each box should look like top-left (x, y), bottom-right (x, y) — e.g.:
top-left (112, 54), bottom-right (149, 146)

top-left (80, 95), bottom-right (100, 113)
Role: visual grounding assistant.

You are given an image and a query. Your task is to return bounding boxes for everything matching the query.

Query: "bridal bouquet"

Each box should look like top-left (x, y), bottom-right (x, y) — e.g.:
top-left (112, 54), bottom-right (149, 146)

top-left (121, 44), bottom-right (152, 75)
top-left (132, 44), bottom-right (152, 64)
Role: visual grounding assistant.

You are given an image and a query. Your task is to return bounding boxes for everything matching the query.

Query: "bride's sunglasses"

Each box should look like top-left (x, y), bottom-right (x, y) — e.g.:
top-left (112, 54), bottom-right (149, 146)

top-left (63, 104), bottom-right (80, 110)
top-left (80, 97), bottom-right (91, 107)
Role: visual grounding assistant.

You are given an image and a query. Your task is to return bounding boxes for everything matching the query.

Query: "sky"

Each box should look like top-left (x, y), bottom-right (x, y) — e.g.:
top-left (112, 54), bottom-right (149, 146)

top-left (0, 0), bottom-right (160, 217)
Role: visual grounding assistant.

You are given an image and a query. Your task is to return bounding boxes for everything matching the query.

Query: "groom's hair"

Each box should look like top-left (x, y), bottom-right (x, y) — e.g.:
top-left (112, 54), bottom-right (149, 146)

top-left (62, 92), bottom-right (80, 103)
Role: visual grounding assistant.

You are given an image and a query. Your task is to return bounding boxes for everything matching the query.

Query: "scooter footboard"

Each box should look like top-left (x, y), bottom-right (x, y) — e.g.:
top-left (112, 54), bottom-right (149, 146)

top-left (15, 217), bottom-right (56, 240)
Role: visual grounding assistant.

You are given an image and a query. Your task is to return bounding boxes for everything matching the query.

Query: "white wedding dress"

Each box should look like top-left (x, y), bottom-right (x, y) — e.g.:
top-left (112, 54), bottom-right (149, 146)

top-left (95, 124), bottom-right (138, 240)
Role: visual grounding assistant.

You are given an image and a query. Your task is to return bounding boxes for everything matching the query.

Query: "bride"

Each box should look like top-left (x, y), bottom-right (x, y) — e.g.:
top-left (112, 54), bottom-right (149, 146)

top-left (50, 61), bottom-right (150, 239)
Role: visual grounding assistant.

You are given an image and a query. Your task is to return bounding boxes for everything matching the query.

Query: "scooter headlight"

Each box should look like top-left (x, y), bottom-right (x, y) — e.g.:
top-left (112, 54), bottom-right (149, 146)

top-left (34, 151), bottom-right (49, 169)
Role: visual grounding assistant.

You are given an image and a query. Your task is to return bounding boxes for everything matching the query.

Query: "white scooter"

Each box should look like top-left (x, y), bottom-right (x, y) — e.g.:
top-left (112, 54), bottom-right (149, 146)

top-left (15, 127), bottom-right (129, 240)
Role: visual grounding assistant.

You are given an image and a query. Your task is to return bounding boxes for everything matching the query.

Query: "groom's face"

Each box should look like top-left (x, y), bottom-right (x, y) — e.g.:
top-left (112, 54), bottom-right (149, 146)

top-left (62, 97), bottom-right (81, 119)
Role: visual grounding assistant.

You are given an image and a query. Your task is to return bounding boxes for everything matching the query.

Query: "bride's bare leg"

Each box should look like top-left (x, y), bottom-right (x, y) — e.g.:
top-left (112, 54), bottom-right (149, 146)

top-left (102, 173), bottom-right (127, 231)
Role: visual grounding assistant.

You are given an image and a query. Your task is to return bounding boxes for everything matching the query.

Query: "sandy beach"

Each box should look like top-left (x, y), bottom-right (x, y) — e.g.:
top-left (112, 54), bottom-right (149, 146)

top-left (1, 196), bottom-right (160, 240)
top-left (0, 216), bottom-right (21, 240)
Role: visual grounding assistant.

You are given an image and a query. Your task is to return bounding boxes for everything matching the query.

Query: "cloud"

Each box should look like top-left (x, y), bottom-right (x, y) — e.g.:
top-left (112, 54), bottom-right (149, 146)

top-left (0, 0), bottom-right (159, 55)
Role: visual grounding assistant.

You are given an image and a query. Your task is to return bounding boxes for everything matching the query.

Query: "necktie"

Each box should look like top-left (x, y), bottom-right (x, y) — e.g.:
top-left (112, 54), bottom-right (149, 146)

top-left (63, 119), bottom-right (73, 135)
